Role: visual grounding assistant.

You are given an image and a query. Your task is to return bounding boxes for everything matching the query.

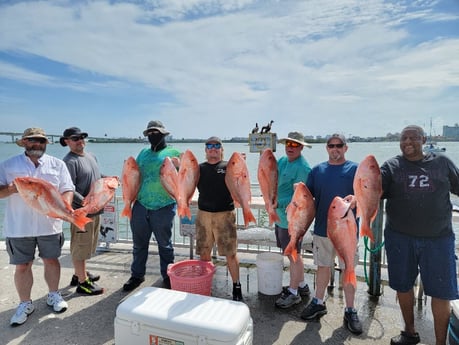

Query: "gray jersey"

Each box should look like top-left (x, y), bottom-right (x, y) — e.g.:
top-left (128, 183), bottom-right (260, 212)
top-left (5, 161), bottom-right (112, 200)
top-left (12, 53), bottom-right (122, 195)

top-left (381, 152), bottom-right (459, 237)
top-left (63, 151), bottom-right (101, 210)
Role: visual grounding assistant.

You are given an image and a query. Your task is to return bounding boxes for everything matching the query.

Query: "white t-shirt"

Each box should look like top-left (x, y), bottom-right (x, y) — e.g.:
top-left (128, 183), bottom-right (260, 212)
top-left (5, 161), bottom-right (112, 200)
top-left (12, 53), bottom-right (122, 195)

top-left (0, 153), bottom-right (74, 237)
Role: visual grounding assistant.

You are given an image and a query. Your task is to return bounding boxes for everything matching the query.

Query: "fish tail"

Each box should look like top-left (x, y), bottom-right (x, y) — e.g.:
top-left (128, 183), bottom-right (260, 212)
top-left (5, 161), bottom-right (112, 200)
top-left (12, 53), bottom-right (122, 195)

top-left (178, 204), bottom-right (192, 221)
top-left (268, 211), bottom-right (280, 226)
top-left (360, 219), bottom-right (375, 242)
top-left (72, 209), bottom-right (93, 232)
top-left (343, 268), bottom-right (357, 290)
top-left (284, 244), bottom-right (298, 262)
top-left (120, 204), bottom-right (132, 219)
top-left (243, 208), bottom-right (257, 228)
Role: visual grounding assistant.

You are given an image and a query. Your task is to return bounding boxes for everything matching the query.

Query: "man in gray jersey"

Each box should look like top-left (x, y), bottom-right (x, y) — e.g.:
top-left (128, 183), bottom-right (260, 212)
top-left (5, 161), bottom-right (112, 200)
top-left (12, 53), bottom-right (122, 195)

top-left (61, 127), bottom-right (104, 295)
top-left (381, 125), bottom-right (459, 345)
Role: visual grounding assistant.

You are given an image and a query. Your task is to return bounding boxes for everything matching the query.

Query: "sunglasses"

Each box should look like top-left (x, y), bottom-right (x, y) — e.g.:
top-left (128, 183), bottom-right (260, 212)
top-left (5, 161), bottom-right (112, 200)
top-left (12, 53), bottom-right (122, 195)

top-left (26, 137), bottom-right (47, 144)
top-left (327, 143), bottom-right (345, 148)
top-left (286, 141), bottom-right (301, 148)
top-left (206, 143), bottom-right (222, 149)
top-left (69, 136), bottom-right (85, 142)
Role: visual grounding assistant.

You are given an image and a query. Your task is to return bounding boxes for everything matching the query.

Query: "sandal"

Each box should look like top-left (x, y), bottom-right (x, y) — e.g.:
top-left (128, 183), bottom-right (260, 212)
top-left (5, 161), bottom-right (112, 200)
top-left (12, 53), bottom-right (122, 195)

top-left (390, 331), bottom-right (420, 345)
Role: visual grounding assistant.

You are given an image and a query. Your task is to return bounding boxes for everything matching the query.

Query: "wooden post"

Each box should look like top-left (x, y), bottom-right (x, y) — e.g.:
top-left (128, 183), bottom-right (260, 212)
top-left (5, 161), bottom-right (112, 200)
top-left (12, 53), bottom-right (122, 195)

top-left (368, 200), bottom-right (384, 296)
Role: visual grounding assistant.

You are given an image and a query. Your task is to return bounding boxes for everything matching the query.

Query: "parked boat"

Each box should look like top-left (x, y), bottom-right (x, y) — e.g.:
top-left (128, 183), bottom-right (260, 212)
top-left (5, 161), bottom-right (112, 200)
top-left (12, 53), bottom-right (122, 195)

top-left (424, 118), bottom-right (446, 153)
top-left (423, 142), bottom-right (446, 153)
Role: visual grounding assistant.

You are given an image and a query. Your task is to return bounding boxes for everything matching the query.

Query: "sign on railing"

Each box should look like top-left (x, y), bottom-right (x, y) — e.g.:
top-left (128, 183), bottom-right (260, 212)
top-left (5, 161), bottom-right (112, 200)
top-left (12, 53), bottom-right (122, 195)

top-left (98, 197), bottom-right (118, 245)
top-left (248, 133), bottom-right (277, 153)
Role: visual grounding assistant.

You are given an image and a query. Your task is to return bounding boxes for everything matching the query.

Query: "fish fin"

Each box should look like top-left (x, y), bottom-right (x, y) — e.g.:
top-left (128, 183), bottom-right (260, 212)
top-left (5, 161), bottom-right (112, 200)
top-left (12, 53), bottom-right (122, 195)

top-left (369, 207), bottom-right (379, 224)
top-left (284, 244), bottom-right (298, 262)
top-left (268, 211), bottom-right (280, 226)
top-left (120, 204), bottom-right (132, 219)
top-left (177, 204), bottom-right (192, 221)
top-left (343, 268), bottom-right (357, 290)
top-left (72, 209), bottom-right (93, 232)
top-left (242, 208), bottom-right (257, 228)
top-left (359, 219), bottom-right (375, 242)
top-left (62, 198), bottom-right (74, 212)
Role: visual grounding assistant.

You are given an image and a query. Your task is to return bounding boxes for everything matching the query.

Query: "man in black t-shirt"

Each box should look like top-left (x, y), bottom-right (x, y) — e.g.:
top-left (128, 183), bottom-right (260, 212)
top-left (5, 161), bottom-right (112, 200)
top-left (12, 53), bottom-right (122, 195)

top-left (195, 136), bottom-right (243, 301)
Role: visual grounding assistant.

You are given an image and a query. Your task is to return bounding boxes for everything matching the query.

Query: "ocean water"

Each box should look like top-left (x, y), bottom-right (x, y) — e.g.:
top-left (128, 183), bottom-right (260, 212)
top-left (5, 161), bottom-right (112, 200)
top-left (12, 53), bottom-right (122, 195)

top-left (1, 140), bottom-right (459, 239)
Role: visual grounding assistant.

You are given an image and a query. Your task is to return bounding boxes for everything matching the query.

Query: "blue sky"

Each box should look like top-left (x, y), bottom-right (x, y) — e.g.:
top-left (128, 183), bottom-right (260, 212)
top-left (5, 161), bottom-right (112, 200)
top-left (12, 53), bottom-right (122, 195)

top-left (0, 0), bottom-right (458, 140)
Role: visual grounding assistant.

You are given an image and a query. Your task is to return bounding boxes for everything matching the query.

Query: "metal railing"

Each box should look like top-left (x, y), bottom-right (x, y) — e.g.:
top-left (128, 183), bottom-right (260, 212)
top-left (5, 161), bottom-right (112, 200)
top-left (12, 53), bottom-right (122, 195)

top-left (98, 196), bottom-right (390, 294)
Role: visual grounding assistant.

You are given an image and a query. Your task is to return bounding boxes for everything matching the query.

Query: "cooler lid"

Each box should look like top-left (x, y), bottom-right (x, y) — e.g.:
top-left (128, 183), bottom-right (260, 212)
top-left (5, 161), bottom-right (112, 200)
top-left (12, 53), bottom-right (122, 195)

top-left (116, 287), bottom-right (251, 342)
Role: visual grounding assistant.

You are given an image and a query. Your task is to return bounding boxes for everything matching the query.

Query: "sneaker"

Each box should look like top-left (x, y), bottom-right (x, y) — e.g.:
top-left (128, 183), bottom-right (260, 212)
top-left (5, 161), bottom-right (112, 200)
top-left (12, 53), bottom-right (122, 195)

top-left (10, 301), bottom-right (34, 326)
top-left (283, 284), bottom-right (311, 297)
top-left (70, 271), bottom-right (100, 286)
top-left (76, 278), bottom-right (104, 295)
top-left (344, 309), bottom-right (363, 335)
top-left (275, 289), bottom-right (301, 308)
top-left (298, 284), bottom-right (311, 297)
top-left (390, 331), bottom-right (420, 345)
top-left (301, 298), bottom-right (327, 320)
top-left (123, 276), bottom-right (145, 292)
top-left (47, 292), bottom-right (68, 313)
top-left (232, 283), bottom-right (243, 301)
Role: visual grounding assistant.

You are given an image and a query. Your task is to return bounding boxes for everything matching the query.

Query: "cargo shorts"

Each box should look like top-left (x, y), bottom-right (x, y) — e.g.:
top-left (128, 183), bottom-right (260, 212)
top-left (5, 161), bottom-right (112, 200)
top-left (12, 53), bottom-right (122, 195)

top-left (195, 210), bottom-right (237, 257)
top-left (70, 215), bottom-right (101, 260)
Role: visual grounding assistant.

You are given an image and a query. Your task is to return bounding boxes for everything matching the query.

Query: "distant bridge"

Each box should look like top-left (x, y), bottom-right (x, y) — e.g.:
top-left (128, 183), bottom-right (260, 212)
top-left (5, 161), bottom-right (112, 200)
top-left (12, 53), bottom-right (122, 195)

top-left (0, 131), bottom-right (59, 143)
top-left (0, 132), bottom-right (108, 144)
top-left (0, 132), bottom-right (147, 144)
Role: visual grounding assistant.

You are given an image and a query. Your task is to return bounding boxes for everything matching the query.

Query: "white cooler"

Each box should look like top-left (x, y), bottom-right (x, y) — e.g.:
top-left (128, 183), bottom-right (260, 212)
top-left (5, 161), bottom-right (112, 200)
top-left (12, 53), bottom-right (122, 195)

top-left (115, 287), bottom-right (253, 345)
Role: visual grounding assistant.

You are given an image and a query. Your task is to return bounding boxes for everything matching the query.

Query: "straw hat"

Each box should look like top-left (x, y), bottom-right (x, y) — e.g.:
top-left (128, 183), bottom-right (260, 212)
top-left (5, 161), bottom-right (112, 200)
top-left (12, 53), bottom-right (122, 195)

top-left (278, 131), bottom-right (312, 148)
top-left (16, 127), bottom-right (50, 147)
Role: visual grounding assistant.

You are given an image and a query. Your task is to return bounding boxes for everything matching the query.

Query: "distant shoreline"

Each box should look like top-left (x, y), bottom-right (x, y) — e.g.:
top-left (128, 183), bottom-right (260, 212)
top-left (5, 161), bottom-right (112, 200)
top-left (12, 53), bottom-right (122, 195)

top-left (1, 137), bottom-right (459, 144)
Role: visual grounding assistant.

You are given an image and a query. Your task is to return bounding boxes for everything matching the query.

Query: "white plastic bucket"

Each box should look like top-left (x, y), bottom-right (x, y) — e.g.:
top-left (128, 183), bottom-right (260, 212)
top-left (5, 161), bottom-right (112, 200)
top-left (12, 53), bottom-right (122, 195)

top-left (256, 252), bottom-right (284, 295)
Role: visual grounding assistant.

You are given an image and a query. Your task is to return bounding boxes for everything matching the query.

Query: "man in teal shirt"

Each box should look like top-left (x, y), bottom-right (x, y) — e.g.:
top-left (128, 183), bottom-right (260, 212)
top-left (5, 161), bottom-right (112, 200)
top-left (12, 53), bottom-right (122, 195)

top-left (274, 132), bottom-right (312, 309)
top-left (123, 120), bottom-right (181, 292)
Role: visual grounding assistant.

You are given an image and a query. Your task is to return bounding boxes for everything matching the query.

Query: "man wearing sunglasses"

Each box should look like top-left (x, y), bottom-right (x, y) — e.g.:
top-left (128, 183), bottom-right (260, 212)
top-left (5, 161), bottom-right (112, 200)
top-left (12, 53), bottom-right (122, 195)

top-left (301, 133), bottom-right (363, 335)
top-left (60, 127), bottom-right (104, 296)
top-left (274, 132), bottom-right (312, 309)
top-left (0, 127), bottom-right (73, 326)
top-left (195, 136), bottom-right (243, 301)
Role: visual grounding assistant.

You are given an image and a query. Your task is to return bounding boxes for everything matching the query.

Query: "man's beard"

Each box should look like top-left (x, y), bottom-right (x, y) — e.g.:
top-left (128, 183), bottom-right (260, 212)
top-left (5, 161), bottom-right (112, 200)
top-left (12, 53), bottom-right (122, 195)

top-left (26, 149), bottom-right (45, 158)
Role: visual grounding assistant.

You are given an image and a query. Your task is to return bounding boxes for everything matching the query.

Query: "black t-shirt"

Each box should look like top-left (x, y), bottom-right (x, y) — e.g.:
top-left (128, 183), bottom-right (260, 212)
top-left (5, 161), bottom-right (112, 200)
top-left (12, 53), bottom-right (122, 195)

top-left (197, 161), bottom-right (234, 212)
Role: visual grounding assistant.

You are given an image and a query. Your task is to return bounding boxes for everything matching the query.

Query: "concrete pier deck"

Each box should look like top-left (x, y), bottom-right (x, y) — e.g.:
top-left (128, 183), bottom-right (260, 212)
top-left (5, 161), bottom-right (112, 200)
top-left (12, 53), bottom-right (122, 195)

top-left (0, 241), bottom-right (436, 345)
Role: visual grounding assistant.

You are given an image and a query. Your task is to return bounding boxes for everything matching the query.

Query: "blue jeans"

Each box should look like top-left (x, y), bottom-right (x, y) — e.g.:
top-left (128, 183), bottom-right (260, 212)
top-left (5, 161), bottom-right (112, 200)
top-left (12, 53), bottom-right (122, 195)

top-left (129, 201), bottom-right (176, 280)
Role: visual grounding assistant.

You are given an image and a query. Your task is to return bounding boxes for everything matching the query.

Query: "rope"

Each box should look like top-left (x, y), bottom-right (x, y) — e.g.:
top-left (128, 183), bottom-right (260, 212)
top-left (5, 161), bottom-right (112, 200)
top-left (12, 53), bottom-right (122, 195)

top-left (363, 235), bottom-right (385, 286)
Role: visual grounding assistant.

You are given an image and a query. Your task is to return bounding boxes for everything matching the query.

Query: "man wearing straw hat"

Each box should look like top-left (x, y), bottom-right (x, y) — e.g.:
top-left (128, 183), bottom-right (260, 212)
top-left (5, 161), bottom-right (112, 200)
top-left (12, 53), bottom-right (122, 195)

top-left (274, 131), bottom-right (312, 309)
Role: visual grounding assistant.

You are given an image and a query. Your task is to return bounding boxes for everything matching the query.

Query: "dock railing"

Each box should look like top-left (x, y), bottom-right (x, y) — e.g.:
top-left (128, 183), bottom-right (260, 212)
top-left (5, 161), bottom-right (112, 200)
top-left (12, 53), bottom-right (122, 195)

top-left (97, 193), bottom-right (391, 297)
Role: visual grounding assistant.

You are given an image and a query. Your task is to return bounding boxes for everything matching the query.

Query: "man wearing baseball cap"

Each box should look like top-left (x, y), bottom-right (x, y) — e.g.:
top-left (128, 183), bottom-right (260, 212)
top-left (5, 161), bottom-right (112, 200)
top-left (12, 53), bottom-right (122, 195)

top-left (61, 126), bottom-right (105, 296)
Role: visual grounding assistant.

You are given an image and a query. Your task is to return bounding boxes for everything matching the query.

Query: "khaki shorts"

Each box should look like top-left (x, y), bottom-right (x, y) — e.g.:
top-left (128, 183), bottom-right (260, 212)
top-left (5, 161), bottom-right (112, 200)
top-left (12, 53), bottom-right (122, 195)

top-left (312, 234), bottom-right (359, 269)
top-left (195, 210), bottom-right (237, 257)
top-left (70, 215), bottom-right (101, 260)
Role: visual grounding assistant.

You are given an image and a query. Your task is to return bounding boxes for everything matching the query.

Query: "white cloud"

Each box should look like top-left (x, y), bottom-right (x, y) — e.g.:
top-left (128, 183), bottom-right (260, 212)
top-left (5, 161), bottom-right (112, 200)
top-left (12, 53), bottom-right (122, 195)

top-left (0, 0), bottom-right (457, 139)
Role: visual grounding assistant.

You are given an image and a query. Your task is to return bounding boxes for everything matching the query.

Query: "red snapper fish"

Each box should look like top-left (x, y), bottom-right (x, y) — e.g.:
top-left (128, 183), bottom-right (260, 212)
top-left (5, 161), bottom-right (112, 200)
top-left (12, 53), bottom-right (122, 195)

top-left (225, 152), bottom-right (257, 228)
top-left (176, 150), bottom-right (200, 220)
top-left (121, 156), bottom-right (141, 219)
top-left (284, 182), bottom-right (315, 262)
top-left (160, 156), bottom-right (179, 200)
top-left (353, 154), bottom-right (382, 242)
top-left (327, 196), bottom-right (358, 289)
top-left (14, 176), bottom-right (92, 231)
top-left (257, 148), bottom-right (280, 226)
top-left (81, 177), bottom-right (120, 215)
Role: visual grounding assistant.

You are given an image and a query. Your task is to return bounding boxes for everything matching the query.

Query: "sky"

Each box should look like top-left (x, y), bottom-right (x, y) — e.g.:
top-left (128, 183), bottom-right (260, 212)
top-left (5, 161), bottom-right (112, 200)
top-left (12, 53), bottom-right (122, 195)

top-left (0, 0), bottom-right (458, 140)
